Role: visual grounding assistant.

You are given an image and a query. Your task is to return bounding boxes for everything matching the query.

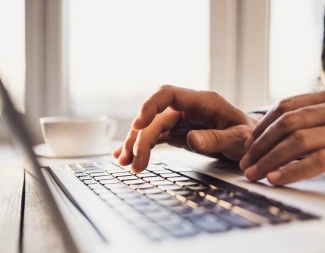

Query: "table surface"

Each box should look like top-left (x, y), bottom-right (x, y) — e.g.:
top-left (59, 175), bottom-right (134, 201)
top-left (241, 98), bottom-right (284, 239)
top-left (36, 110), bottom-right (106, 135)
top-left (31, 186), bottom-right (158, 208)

top-left (0, 144), bottom-right (78, 253)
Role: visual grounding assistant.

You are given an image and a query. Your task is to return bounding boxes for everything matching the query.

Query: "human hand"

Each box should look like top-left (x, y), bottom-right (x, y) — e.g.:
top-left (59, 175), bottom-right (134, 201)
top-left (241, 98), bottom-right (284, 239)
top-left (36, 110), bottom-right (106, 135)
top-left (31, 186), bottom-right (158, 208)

top-left (240, 91), bottom-right (325, 185)
top-left (113, 85), bottom-right (257, 173)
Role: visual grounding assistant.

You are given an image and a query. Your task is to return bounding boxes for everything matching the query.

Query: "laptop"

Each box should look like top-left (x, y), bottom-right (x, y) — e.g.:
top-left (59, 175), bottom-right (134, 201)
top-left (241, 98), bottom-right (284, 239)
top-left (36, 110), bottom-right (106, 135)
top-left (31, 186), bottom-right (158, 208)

top-left (1, 77), bottom-right (324, 253)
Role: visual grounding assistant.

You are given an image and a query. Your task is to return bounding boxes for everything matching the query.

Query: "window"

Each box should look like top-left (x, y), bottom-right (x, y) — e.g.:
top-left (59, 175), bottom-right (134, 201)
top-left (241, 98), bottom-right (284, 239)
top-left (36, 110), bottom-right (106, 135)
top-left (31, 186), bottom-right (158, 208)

top-left (0, 0), bottom-right (25, 112)
top-left (3, 0), bottom-right (270, 142)
top-left (269, 0), bottom-right (324, 104)
top-left (69, 0), bottom-right (210, 119)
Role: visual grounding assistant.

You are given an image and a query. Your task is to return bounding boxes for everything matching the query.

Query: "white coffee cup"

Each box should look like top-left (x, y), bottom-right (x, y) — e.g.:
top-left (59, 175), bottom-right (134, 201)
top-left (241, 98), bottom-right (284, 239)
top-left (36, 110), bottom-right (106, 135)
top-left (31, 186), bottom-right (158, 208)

top-left (39, 115), bottom-right (117, 157)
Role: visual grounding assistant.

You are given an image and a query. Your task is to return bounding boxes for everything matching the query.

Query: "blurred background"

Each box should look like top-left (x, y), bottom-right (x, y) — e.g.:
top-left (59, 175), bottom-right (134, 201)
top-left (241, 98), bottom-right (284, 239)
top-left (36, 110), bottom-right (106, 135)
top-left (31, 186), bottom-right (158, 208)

top-left (0, 0), bottom-right (324, 142)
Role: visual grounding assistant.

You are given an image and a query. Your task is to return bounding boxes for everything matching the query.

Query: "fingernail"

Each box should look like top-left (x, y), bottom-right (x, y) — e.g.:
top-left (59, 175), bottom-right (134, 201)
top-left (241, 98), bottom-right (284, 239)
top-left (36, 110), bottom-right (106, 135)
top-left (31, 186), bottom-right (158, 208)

top-left (244, 165), bottom-right (258, 181)
top-left (195, 133), bottom-right (206, 149)
top-left (239, 154), bottom-right (250, 171)
top-left (245, 136), bottom-right (254, 150)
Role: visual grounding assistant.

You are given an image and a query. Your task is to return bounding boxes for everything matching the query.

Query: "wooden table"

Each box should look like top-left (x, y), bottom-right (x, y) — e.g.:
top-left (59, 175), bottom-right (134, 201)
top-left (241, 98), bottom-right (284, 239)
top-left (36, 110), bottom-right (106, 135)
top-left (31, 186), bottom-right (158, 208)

top-left (0, 144), bottom-right (69, 253)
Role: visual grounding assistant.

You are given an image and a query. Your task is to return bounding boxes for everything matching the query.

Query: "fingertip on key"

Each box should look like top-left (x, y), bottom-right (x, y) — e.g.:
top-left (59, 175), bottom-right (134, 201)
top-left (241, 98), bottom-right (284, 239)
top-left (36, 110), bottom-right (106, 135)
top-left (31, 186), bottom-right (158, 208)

top-left (267, 171), bottom-right (282, 185)
top-left (244, 165), bottom-right (258, 181)
top-left (239, 153), bottom-right (250, 171)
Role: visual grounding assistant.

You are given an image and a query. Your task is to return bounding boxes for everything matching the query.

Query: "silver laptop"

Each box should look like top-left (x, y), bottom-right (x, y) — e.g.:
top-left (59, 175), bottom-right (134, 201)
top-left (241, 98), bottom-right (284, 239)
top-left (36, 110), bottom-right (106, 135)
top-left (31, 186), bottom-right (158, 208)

top-left (1, 78), bottom-right (324, 253)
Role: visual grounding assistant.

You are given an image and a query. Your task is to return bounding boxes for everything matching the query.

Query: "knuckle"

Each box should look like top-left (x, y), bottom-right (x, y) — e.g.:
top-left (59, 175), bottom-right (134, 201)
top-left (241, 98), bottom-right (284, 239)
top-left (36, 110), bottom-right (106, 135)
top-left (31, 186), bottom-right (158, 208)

top-left (250, 140), bottom-right (265, 155)
top-left (278, 112), bottom-right (296, 131)
top-left (159, 84), bottom-right (174, 91)
top-left (275, 98), bottom-right (293, 115)
top-left (311, 150), bottom-right (325, 167)
top-left (291, 130), bottom-right (307, 145)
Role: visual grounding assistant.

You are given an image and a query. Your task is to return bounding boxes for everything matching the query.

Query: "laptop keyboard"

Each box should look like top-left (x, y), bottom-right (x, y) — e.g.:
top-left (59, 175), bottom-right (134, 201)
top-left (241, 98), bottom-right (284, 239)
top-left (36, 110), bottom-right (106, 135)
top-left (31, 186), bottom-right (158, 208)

top-left (66, 158), bottom-right (318, 241)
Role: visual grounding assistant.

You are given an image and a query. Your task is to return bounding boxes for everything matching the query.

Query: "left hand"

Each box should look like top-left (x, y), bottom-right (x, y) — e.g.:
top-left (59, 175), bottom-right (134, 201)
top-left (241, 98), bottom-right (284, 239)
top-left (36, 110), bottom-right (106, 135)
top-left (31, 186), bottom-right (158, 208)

top-left (239, 91), bottom-right (325, 185)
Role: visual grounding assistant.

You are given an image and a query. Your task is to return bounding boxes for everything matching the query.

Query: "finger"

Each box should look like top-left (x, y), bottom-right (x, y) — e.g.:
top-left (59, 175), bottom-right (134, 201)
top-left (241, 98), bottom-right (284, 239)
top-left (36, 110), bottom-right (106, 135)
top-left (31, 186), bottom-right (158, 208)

top-left (131, 85), bottom-right (236, 130)
top-left (245, 91), bottom-right (325, 150)
top-left (267, 149), bottom-right (325, 185)
top-left (241, 104), bottom-right (325, 170)
top-left (186, 125), bottom-right (251, 161)
top-left (244, 126), bottom-right (325, 181)
top-left (131, 109), bottom-right (181, 172)
top-left (157, 132), bottom-right (189, 150)
top-left (112, 146), bottom-right (122, 158)
top-left (117, 130), bottom-right (138, 166)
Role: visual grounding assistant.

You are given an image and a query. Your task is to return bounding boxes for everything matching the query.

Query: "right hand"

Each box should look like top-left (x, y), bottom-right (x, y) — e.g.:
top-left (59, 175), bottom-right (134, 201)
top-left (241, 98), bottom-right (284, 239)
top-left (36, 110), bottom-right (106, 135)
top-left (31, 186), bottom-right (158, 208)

top-left (113, 85), bottom-right (257, 173)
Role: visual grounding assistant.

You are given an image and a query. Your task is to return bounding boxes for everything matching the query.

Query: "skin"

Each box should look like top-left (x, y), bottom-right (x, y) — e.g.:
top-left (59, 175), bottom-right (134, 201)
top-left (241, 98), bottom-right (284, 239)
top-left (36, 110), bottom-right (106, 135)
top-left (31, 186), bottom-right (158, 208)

top-left (112, 85), bottom-right (257, 173)
top-left (240, 91), bottom-right (325, 185)
top-left (114, 85), bottom-right (325, 186)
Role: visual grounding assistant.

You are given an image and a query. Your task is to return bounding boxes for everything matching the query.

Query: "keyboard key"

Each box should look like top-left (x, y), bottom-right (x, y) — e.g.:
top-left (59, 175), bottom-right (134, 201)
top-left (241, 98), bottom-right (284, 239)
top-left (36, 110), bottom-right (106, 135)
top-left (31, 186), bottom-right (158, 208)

top-left (175, 181), bottom-right (199, 187)
top-left (126, 197), bottom-right (152, 207)
top-left (137, 188), bottom-right (163, 195)
top-left (88, 184), bottom-right (105, 190)
top-left (146, 192), bottom-right (171, 201)
top-left (83, 179), bottom-right (98, 185)
top-left (168, 204), bottom-right (192, 215)
top-left (161, 221), bottom-right (196, 238)
top-left (151, 181), bottom-right (174, 186)
top-left (117, 192), bottom-right (141, 200)
top-left (130, 183), bottom-right (154, 190)
top-left (163, 165), bottom-right (193, 172)
top-left (99, 179), bottom-right (120, 185)
top-left (123, 179), bottom-right (145, 185)
top-left (105, 168), bottom-right (125, 174)
top-left (218, 211), bottom-right (258, 229)
top-left (152, 169), bottom-right (172, 174)
top-left (192, 216), bottom-right (231, 233)
top-left (187, 185), bottom-right (209, 191)
top-left (161, 173), bottom-right (181, 178)
top-left (89, 172), bottom-right (107, 177)
top-left (168, 177), bottom-right (191, 182)
top-left (110, 187), bottom-right (134, 195)
top-left (156, 199), bottom-right (181, 207)
top-left (75, 172), bottom-right (88, 177)
top-left (158, 184), bottom-right (183, 191)
top-left (135, 204), bottom-right (161, 214)
top-left (94, 175), bottom-right (114, 181)
top-left (119, 175), bottom-right (138, 181)
top-left (79, 176), bottom-right (93, 181)
top-left (168, 190), bottom-right (193, 197)
top-left (137, 173), bottom-right (156, 178)
top-left (112, 172), bottom-right (132, 177)
top-left (104, 183), bottom-right (127, 189)
top-left (143, 177), bottom-right (165, 182)
top-left (93, 188), bottom-right (110, 195)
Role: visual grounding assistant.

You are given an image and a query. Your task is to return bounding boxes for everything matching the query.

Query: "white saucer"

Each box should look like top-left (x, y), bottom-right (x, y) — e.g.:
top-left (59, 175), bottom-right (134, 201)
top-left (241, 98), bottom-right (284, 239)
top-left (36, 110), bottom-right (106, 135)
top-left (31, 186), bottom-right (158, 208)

top-left (33, 141), bottom-right (121, 158)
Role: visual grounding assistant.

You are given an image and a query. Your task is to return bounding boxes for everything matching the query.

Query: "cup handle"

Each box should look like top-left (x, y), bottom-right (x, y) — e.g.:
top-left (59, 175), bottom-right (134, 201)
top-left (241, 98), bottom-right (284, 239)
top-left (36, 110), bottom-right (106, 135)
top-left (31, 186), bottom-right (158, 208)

top-left (105, 119), bottom-right (118, 141)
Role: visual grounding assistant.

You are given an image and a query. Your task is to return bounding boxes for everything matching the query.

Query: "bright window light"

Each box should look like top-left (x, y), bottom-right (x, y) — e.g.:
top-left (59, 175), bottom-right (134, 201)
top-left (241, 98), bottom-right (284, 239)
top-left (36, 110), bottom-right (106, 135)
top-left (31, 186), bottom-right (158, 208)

top-left (69, 0), bottom-right (210, 118)
top-left (0, 0), bottom-right (25, 111)
top-left (269, 0), bottom-right (324, 104)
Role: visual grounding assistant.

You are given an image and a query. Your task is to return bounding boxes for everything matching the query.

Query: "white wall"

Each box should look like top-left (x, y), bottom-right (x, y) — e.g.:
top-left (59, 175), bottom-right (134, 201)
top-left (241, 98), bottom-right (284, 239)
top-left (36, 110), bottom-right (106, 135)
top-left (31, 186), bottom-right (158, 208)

top-left (269, 0), bottom-right (325, 103)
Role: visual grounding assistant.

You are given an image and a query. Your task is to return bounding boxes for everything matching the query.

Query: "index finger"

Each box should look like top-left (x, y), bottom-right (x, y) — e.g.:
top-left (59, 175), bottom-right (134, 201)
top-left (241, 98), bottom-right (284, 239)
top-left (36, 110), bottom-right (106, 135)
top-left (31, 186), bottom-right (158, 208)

top-left (245, 91), bottom-right (325, 150)
top-left (132, 85), bottom-right (211, 130)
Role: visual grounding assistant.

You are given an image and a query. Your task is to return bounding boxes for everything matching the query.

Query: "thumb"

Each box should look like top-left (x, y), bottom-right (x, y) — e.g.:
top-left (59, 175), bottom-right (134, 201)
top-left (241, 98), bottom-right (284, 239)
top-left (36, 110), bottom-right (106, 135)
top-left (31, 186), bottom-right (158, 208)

top-left (186, 126), bottom-right (250, 161)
